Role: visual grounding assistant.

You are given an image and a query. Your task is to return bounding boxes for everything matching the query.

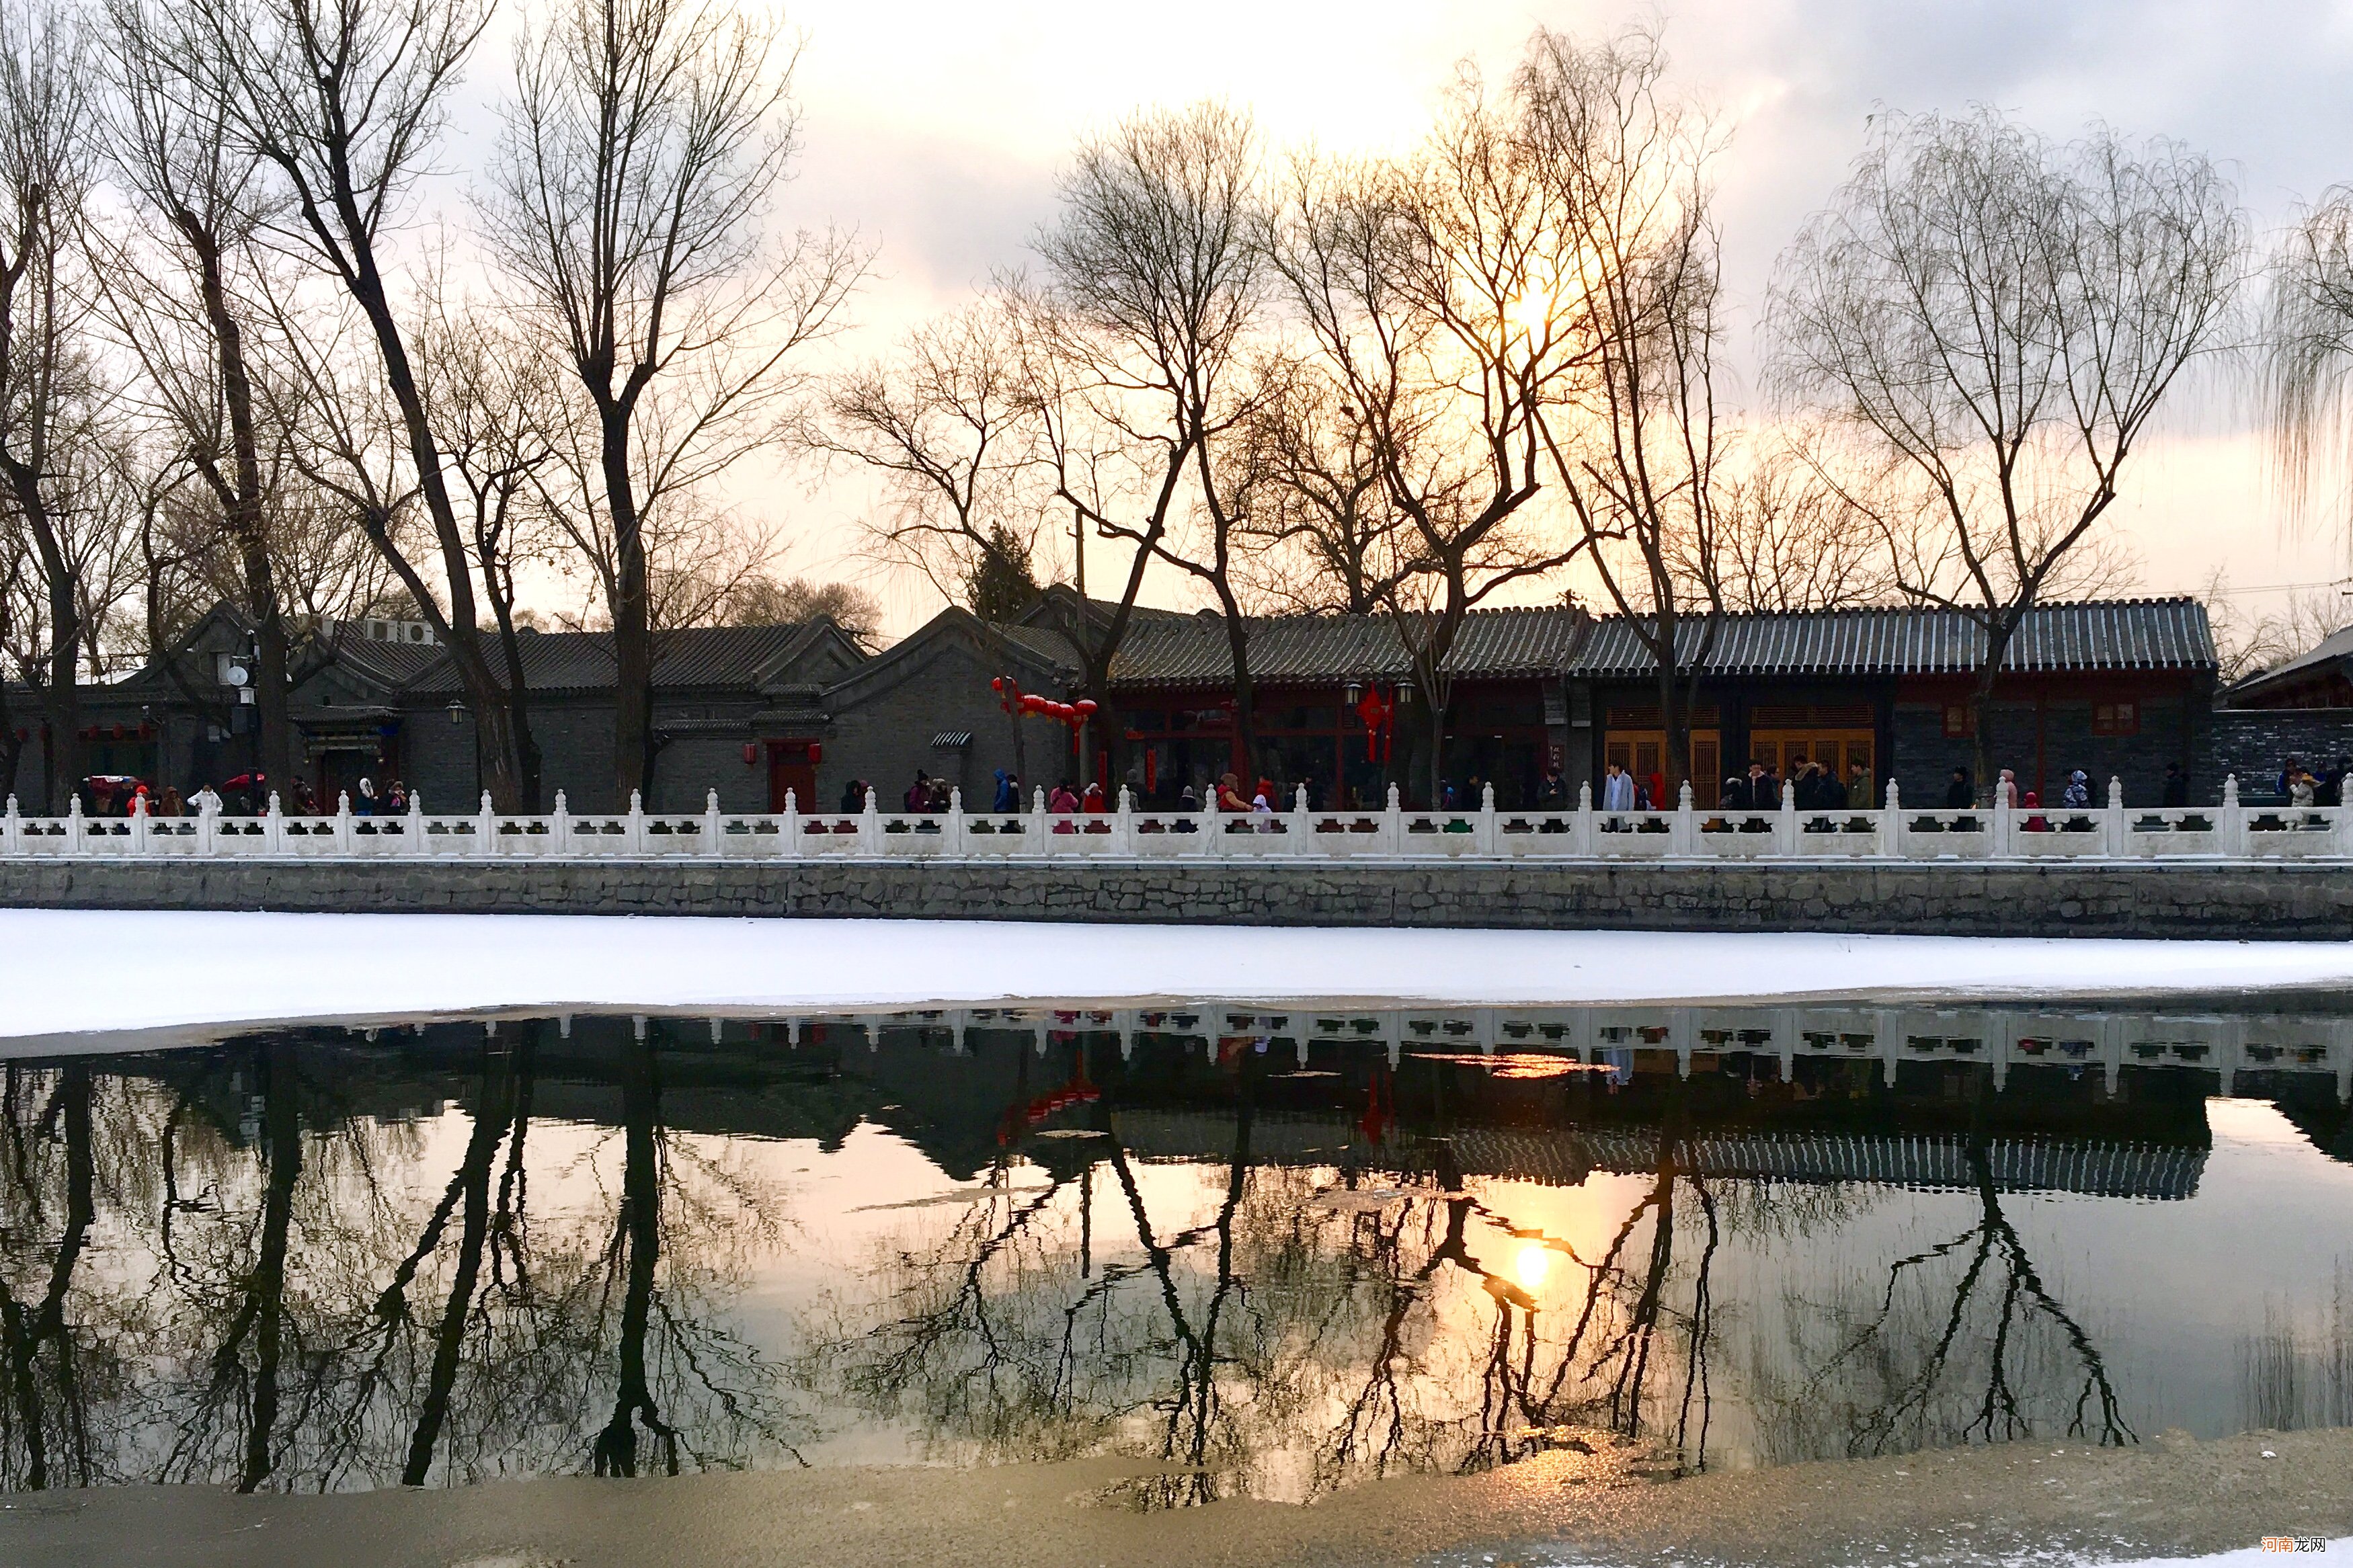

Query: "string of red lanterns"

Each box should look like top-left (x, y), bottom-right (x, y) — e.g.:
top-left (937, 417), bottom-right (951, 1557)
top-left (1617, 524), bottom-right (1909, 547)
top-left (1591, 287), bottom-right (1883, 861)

top-left (991, 677), bottom-right (1096, 730)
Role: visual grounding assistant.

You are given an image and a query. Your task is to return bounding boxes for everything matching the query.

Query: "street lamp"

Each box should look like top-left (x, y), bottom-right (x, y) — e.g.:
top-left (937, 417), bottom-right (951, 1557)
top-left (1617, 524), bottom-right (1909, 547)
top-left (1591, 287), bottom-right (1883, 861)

top-left (447, 700), bottom-right (466, 726)
top-left (1344, 679), bottom-right (1362, 707)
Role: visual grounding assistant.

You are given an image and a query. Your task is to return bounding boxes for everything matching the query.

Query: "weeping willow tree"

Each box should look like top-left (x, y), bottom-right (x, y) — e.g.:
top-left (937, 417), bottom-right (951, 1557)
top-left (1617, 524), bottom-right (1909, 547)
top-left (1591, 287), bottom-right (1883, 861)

top-left (2265, 194), bottom-right (2353, 567)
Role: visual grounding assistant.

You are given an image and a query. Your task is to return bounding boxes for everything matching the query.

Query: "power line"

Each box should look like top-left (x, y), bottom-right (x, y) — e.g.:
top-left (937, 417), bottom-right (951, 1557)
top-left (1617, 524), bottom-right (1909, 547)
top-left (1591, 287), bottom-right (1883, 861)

top-left (2186, 577), bottom-right (2353, 597)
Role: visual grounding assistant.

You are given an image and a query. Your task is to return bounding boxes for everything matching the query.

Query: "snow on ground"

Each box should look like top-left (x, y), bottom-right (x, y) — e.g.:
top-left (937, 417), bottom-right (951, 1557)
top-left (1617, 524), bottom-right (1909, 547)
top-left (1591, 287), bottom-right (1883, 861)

top-left (2085, 1546), bottom-right (2353, 1567)
top-left (5, 908), bottom-right (2353, 1050)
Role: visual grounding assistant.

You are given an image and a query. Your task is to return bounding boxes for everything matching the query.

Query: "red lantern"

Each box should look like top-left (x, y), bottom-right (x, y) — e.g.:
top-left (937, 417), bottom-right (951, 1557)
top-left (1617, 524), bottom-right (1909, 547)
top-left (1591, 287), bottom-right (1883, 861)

top-left (743, 743), bottom-right (758, 766)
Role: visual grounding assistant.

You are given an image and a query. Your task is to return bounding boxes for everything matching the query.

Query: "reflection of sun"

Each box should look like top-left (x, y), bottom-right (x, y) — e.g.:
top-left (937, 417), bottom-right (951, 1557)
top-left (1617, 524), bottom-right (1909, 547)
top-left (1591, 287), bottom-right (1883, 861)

top-left (1515, 1242), bottom-right (1550, 1294)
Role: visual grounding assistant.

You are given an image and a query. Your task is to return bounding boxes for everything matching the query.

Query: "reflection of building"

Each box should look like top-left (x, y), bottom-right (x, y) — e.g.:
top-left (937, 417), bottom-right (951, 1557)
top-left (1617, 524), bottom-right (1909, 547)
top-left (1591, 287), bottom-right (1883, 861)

top-left (1100, 1110), bottom-right (2208, 1200)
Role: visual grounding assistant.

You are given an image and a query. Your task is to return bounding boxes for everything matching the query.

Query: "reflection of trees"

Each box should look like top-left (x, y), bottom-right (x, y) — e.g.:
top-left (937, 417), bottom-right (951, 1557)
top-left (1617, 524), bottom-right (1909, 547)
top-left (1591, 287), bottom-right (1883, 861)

top-left (1747, 1129), bottom-right (2130, 1461)
top-left (809, 1059), bottom-right (1733, 1501)
top-left (0, 1064), bottom-right (98, 1487)
top-left (0, 1028), bottom-right (805, 1491)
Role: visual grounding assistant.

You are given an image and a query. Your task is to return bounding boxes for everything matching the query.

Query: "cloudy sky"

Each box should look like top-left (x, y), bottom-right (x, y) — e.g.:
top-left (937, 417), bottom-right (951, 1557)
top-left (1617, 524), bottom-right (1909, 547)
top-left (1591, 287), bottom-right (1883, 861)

top-left (609, 0), bottom-right (2353, 632)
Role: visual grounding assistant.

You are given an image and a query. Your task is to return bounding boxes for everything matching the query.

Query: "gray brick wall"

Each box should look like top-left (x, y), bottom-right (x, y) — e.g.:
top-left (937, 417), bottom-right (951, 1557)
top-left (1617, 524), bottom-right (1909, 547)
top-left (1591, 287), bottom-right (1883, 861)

top-left (822, 639), bottom-right (1055, 813)
top-left (1894, 697), bottom-right (2205, 806)
top-left (2, 856), bottom-right (2346, 938)
top-left (2212, 710), bottom-right (2353, 800)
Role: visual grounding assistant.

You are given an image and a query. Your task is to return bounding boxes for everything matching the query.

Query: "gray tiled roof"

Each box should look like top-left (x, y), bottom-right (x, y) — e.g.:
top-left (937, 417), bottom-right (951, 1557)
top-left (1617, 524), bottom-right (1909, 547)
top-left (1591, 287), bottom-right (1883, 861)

top-left (402, 624), bottom-right (821, 698)
top-left (2227, 622), bottom-right (2353, 700)
top-left (1568, 598), bottom-right (2215, 679)
top-left (1106, 606), bottom-right (1587, 690)
top-left (328, 637), bottom-right (450, 691)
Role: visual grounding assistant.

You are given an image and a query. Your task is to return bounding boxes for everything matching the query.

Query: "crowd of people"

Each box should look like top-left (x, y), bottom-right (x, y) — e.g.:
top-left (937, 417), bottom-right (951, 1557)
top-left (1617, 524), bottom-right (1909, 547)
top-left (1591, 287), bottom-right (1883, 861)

top-left (69, 772), bottom-right (411, 819)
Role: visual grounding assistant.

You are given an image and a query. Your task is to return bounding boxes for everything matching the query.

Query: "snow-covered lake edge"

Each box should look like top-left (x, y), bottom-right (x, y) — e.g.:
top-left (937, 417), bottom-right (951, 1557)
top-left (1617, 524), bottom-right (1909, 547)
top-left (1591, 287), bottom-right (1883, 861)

top-left (5, 907), bottom-right (2353, 1054)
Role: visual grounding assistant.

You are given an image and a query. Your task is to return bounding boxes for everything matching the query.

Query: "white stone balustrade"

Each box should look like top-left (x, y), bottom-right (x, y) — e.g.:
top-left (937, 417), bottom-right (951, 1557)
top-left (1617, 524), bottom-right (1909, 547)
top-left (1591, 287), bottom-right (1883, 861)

top-left (1, 774), bottom-right (2338, 865)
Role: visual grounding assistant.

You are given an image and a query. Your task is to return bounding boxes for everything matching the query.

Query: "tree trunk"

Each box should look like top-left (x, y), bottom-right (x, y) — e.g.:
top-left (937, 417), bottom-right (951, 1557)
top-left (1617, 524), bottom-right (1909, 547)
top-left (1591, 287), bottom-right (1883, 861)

top-left (24, 500), bottom-right (78, 814)
top-left (594, 1024), bottom-right (674, 1477)
top-left (239, 1041), bottom-right (301, 1493)
top-left (1970, 616), bottom-right (2018, 808)
top-left (601, 405), bottom-right (654, 807)
top-left (1219, 601), bottom-right (1257, 786)
top-left (488, 597), bottom-right (543, 813)
top-left (182, 214), bottom-right (294, 800)
top-left (401, 1045), bottom-right (517, 1485)
top-left (334, 241), bottom-right (528, 812)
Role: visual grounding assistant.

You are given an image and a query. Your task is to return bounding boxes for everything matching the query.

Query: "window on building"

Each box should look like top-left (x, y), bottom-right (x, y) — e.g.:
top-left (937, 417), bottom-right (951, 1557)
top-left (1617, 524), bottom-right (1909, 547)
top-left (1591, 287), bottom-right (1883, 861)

top-left (2092, 701), bottom-right (2139, 736)
top-left (1942, 703), bottom-right (1975, 738)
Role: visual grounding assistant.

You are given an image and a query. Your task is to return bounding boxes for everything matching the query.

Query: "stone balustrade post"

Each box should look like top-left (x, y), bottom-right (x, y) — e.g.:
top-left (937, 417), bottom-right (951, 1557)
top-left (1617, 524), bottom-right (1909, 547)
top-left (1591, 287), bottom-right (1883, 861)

top-left (704, 790), bottom-right (725, 856)
top-left (264, 792), bottom-right (285, 855)
top-left (2221, 774), bottom-right (2245, 857)
top-left (477, 791), bottom-right (498, 857)
top-left (2104, 776), bottom-right (2127, 858)
top-left (1993, 778), bottom-right (2014, 858)
top-left (1572, 780), bottom-right (1594, 857)
top-left (1201, 785), bottom-right (1225, 858)
top-left (860, 787), bottom-right (882, 856)
top-left (780, 789), bottom-right (801, 858)
top-left (551, 790), bottom-right (572, 856)
top-left (1879, 779), bottom-right (1902, 858)
top-left (1114, 786), bottom-right (1135, 856)
top-left (1382, 783), bottom-right (1403, 857)
top-left (406, 792), bottom-right (426, 856)
top-left (1776, 778), bottom-right (1796, 857)
top-left (627, 790), bottom-right (647, 856)
top-left (131, 791), bottom-right (151, 854)
top-left (1475, 782), bottom-right (1497, 856)
top-left (2, 794), bottom-right (18, 857)
top-left (196, 791), bottom-right (216, 856)
top-left (947, 787), bottom-right (969, 856)
top-left (334, 791), bottom-right (354, 854)
top-left (1671, 780), bottom-right (1695, 856)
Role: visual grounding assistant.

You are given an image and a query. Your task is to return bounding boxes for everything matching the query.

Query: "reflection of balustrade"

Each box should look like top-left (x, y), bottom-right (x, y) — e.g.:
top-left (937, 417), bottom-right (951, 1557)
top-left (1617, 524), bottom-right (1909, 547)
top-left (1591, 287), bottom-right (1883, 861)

top-left (765, 998), bottom-right (2353, 1104)
top-left (8, 774), bottom-right (2348, 868)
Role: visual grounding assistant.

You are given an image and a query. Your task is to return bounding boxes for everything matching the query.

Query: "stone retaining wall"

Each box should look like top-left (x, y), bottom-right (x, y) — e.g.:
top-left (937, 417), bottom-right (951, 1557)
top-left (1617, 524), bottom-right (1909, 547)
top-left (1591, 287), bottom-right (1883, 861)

top-left (1, 857), bottom-right (2346, 938)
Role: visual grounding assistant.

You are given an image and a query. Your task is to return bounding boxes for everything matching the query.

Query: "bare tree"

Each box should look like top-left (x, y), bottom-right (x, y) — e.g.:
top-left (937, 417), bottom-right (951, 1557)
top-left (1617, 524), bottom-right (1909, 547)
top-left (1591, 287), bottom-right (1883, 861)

top-left (1227, 358), bottom-right (1412, 617)
top-left (1521, 29), bottom-right (1730, 798)
top-left (1702, 447), bottom-right (1893, 614)
top-left (181, 0), bottom-right (553, 807)
top-left (95, 0), bottom-right (302, 790)
top-left (1770, 109), bottom-right (2242, 798)
top-left (1269, 71), bottom-right (1592, 803)
top-left (2200, 569), bottom-right (2353, 683)
top-left (481, 0), bottom-right (863, 804)
top-left (705, 573), bottom-right (881, 643)
top-left (413, 294), bottom-right (561, 807)
top-left (1029, 102), bottom-right (1267, 786)
top-left (0, 0), bottom-right (103, 810)
top-left (820, 302), bottom-right (1051, 621)
top-left (815, 300), bottom-right (1054, 778)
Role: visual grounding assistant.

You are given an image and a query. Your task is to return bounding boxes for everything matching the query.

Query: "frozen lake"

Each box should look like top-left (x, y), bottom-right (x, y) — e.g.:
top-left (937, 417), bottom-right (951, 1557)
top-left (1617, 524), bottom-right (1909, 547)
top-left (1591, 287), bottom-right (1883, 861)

top-left (0, 999), bottom-right (2348, 1503)
top-left (11, 909), bottom-right (2353, 1046)
top-left (5, 912), bottom-right (2351, 1566)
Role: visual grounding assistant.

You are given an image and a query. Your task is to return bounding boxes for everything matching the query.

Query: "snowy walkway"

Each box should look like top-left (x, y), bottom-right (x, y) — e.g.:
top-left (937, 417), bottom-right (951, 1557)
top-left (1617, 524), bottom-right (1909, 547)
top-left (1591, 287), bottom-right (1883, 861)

top-left (4, 908), bottom-right (2353, 1048)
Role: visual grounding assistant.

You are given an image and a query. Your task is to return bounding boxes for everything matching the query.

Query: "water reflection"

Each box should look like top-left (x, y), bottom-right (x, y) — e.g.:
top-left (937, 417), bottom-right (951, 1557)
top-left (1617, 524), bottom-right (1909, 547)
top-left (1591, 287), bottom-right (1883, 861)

top-left (0, 1001), bottom-right (2348, 1498)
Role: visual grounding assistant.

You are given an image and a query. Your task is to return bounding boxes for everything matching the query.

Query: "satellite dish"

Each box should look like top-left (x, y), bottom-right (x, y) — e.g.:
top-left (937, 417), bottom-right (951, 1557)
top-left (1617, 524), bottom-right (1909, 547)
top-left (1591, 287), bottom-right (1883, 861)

top-left (224, 665), bottom-right (249, 688)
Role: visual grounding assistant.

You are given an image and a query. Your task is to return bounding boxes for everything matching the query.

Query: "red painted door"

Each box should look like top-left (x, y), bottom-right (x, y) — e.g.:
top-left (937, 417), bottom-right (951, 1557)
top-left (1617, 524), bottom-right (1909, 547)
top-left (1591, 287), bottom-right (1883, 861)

top-left (768, 741), bottom-right (819, 812)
